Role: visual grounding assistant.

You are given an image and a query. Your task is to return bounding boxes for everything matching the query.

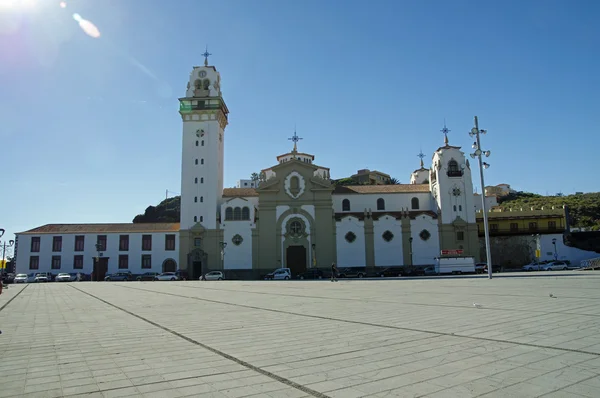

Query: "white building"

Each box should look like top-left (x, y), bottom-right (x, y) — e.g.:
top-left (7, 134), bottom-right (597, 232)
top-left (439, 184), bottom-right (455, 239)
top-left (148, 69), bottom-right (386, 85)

top-left (15, 223), bottom-right (180, 279)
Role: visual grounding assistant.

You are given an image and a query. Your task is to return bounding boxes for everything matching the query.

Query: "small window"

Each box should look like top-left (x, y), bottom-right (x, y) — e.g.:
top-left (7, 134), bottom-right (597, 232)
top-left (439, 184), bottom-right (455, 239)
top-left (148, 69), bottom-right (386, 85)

top-left (97, 235), bottom-right (107, 251)
top-left (510, 223), bottom-right (519, 231)
top-left (200, 216), bottom-right (203, 222)
top-left (242, 206), bottom-right (250, 220)
top-left (453, 205), bottom-right (457, 211)
top-left (411, 197), bottom-right (419, 210)
top-left (201, 159), bottom-right (204, 165)
top-left (52, 236), bottom-right (62, 252)
top-left (194, 177), bottom-right (198, 184)
top-left (195, 140), bottom-right (199, 146)
top-left (194, 238), bottom-right (202, 247)
top-left (118, 255), bottom-right (129, 269)
top-left (74, 235), bottom-right (85, 252)
top-left (529, 222), bottom-right (537, 231)
top-left (195, 159), bottom-right (198, 165)
top-left (200, 196), bottom-right (203, 202)
top-left (447, 160), bottom-right (462, 177)
top-left (31, 237), bottom-right (40, 252)
top-left (490, 224), bottom-right (499, 231)
top-left (194, 216), bottom-right (197, 222)
top-left (377, 198), bottom-right (385, 211)
top-left (119, 235), bottom-right (129, 251)
top-left (142, 235), bottom-right (152, 251)
top-left (225, 207), bottom-right (233, 221)
top-left (548, 221), bottom-right (557, 230)
top-left (201, 177), bottom-right (204, 183)
top-left (74, 255), bottom-right (84, 269)
top-left (165, 234), bottom-right (176, 251)
top-left (459, 205), bottom-right (462, 211)
top-left (51, 255), bottom-right (61, 269)
top-left (342, 199), bottom-right (351, 211)
top-left (29, 256), bottom-right (39, 270)
top-left (201, 140), bottom-right (204, 146)
top-left (233, 207), bottom-right (242, 221)
top-left (456, 231), bottom-right (464, 241)
top-left (141, 254), bottom-right (152, 269)
top-left (194, 196), bottom-right (197, 203)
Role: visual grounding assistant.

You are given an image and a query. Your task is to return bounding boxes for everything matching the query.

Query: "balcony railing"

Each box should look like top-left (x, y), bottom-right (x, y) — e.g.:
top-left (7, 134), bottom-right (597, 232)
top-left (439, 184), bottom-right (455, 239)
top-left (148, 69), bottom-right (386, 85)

top-left (478, 226), bottom-right (565, 236)
top-left (447, 170), bottom-right (463, 177)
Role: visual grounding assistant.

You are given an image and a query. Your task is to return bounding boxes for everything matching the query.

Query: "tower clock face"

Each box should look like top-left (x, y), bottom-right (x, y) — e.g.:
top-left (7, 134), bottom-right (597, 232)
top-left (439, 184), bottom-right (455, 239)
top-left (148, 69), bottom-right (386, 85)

top-left (199, 71), bottom-right (207, 78)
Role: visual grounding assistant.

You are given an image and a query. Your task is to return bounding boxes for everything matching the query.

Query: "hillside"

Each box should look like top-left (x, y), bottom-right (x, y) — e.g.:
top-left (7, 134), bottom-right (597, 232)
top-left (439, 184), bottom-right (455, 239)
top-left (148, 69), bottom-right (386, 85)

top-left (497, 192), bottom-right (600, 230)
top-left (133, 196), bottom-right (180, 223)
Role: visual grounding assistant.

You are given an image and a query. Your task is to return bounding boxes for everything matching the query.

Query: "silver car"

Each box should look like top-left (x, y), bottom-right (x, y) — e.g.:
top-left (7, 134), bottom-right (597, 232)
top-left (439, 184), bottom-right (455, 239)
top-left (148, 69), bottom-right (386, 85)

top-left (202, 271), bottom-right (224, 281)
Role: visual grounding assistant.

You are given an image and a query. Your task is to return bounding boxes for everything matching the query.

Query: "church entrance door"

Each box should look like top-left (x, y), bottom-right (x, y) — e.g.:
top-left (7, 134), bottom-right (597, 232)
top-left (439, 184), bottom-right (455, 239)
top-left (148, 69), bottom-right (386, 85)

top-left (192, 261), bottom-right (202, 279)
top-left (286, 246), bottom-right (307, 276)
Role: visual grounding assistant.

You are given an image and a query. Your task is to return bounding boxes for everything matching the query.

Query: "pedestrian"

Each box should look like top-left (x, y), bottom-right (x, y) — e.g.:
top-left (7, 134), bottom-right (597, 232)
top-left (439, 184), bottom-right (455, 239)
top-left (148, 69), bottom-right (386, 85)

top-left (331, 262), bottom-right (338, 282)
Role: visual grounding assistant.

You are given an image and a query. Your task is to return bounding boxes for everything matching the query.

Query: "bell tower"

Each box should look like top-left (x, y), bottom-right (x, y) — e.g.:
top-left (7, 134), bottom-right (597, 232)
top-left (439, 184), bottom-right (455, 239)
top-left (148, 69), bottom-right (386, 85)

top-left (179, 49), bottom-right (229, 231)
top-left (429, 124), bottom-right (479, 260)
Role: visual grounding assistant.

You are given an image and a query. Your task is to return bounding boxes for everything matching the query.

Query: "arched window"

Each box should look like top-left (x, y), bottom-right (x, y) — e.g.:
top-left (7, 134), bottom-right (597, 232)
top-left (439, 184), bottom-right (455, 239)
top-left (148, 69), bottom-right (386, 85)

top-left (194, 197), bottom-right (197, 203)
top-left (194, 79), bottom-right (201, 89)
top-left (195, 159), bottom-right (198, 165)
top-left (241, 206), bottom-right (250, 220)
top-left (290, 176), bottom-right (300, 196)
top-left (200, 177), bottom-right (204, 183)
top-left (200, 196), bottom-right (203, 203)
top-left (194, 216), bottom-right (197, 222)
top-left (201, 140), bottom-right (204, 146)
top-left (203, 79), bottom-right (210, 90)
top-left (411, 197), bottom-right (419, 210)
top-left (377, 198), bottom-right (385, 211)
top-left (194, 177), bottom-right (198, 184)
top-left (201, 159), bottom-right (204, 165)
top-left (195, 140), bottom-right (199, 147)
top-left (342, 199), bottom-right (351, 211)
top-left (233, 207), bottom-right (242, 220)
top-left (225, 207), bottom-right (233, 221)
top-left (200, 216), bottom-right (203, 222)
top-left (447, 160), bottom-right (462, 177)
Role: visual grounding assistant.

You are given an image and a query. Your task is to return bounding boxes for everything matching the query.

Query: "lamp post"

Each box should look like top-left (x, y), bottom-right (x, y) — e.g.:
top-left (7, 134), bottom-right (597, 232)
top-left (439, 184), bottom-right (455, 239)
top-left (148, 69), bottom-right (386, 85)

top-left (93, 243), bottom-right (102, 282)
top-left (552, 238), bottom-right (558, 261)
top-left (311, 243), bottom-right (316, 268)
top-left (408, 237), bottom-right (413, 266)
top-left (1, 238), bottom-right (15, 275)
top-left (220, 241), bottom-right (227, 271)
top-left (469, 116), bottom-right (493, 279)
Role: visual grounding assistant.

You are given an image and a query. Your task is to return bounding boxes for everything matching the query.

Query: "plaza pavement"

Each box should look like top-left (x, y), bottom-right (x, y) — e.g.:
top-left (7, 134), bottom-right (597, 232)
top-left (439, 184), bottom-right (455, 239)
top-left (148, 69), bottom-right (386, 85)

top-left (1, 272), bottom-right (600, 398)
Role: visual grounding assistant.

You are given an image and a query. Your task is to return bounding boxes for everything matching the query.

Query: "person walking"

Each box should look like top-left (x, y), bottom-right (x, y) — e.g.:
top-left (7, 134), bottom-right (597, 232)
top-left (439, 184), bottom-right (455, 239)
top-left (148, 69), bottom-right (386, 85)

top-left (330, 262), bottom-right (338, 282)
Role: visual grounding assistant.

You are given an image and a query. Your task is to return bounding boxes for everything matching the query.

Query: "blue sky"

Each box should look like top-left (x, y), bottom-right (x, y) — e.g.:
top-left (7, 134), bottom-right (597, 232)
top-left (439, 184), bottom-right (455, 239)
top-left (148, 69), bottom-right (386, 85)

top-left (1, 0), bottom-right (598, 240)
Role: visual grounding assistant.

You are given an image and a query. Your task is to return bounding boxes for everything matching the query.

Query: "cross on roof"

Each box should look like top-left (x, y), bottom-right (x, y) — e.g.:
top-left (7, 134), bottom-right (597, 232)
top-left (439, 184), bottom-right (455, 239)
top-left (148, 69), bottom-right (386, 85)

top-left (202, 45), bottom-right (212, 66)
top-left (441, 121), bottom-right (451, 145)
top-left (288, 130), bottom-right (302, 152)
top-left (417, 150), bottom-right (426, 167)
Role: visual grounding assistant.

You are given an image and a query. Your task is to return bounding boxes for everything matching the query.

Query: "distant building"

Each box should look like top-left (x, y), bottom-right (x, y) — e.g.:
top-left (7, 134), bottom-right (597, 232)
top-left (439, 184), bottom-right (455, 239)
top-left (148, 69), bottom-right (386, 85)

top-left (350, 169), bottom-right (391, 185)
top-left (484, 183), bottom-right (516, 197)
top-left (476, 206), bottom-right (567, 237)
top-left (236, 179), bottom-right (258, 188)
top-left (473, 194), bottom-right (498, 212)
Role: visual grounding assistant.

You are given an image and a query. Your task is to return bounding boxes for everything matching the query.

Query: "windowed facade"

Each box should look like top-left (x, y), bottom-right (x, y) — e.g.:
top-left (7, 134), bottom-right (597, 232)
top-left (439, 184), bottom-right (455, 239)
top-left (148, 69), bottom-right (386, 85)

top-left (31, 237), bottom-right (40, 252)
top-left (74, 255), bottom-right (84, 269)
top-left (52, 236), bottom-right (62, 252)
top-left (142, 235), bottom-right (152, 251)
top-left (51, 255), bottom-right (61, 269)
top-left (225, 206), bottom-right (251, 221)
top-left (165, 234), bottom-right (176, 251)
top-left (75, 235), bottom-right (85, 252)
top-left (376, 198), bottom-right (385, 211)
top-left (119, 235), bottom-right (129, 251)
top-left (118, 255), bottom-right (129, 269)
top-left (141, 254), bottom-right (152, 269)
top-left (510, 223), bottom-right (519, 232)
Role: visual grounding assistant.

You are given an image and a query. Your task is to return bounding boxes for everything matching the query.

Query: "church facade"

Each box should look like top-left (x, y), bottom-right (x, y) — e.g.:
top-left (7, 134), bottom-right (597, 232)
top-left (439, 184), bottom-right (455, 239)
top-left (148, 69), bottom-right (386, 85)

top-left (178, 59), bottom-right (480, 279)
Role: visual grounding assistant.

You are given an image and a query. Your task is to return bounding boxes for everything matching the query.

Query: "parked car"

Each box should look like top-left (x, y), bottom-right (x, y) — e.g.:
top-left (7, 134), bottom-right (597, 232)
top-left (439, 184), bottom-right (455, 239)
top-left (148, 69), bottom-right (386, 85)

top-left (14, 274), bottom-right (29, 283)
top-left (376, 267), bottom-right (402, 277)
top-left (264, 268), bottom-right (291, 280)
top-left (541, 261), bottom-right (570, 271)
top-left (399, 267), bottom-right (426, 276)
top-left (154, 272), bottom-right (178, 281)
top-left (56, 273), bottom-right (75, 282)
top-left (104, 271), bottom-right (133, 282)
top-left (296, 269), bottom-right (329, 280)
top-left (337, 268), bottom-right (367, 278)
top-left (475, 263), bottom-right (486, 274)
top-left (34, 273), bottom-right (49, 282)
top-left (137, 272), bottom-right (160, 281)
top-left (201, 271), bottom-right (224, 281)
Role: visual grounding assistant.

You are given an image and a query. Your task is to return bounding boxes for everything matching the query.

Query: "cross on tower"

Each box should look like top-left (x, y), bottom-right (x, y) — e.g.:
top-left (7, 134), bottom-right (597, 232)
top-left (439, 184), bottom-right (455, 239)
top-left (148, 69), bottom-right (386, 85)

top-left (417, 150), bottom-right (426, 167)
top-left (202, 46), bottom-right (212, 66)
top-left (288, 130), bottom-right (302, 152)
top-left (441, 122), bottom-right (451, 145)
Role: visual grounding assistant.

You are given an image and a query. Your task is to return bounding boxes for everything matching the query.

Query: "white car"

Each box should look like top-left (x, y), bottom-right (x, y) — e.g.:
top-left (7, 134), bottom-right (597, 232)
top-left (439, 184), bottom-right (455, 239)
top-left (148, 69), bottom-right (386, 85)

top-left (34, 273), bottom-right (49, 282)
top-left (56, 273), bottom-right (74, 282)
top-left (265, 268), bottom-right (291, 280)
top-left (201, 271), bottom-right (224, 281)
top-left (541, 261), bottom-right (570, 271)
top-left (14, 274), bottom-right (29, 283)
top-left (154, 272), bottom-right (178, 281)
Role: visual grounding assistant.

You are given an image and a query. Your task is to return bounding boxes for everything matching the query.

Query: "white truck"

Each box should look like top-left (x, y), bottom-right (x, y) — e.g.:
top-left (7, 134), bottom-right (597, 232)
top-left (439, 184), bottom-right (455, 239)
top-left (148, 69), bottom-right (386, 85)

top-left (434, 257), bottom-right (476, 274)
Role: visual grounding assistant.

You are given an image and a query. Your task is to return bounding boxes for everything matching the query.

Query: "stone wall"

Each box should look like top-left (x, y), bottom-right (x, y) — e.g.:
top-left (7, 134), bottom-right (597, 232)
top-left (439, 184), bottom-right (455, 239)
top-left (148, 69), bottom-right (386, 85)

top-left (479, 235), bottom-right (534, 268)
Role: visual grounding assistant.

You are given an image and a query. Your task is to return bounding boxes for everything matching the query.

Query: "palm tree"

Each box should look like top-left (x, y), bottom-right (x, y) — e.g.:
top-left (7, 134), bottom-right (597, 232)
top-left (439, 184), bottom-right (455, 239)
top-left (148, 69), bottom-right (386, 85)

top-left (387, 177), bottom-right (401, 185)
top-left (250, 172), bottom-right (259, 187)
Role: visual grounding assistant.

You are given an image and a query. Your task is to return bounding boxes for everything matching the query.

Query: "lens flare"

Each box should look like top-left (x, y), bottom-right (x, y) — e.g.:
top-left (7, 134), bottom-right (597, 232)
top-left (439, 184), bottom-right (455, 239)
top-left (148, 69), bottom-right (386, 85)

top-left (72, 13), bottom-right (100, 38)
top-left (59, 1), bottom-right (66, 8)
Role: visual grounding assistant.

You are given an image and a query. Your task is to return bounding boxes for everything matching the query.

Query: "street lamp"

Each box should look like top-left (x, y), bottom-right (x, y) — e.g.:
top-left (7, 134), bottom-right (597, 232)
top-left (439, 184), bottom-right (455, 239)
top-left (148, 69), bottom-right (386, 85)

top-left (220, 241), bottom-right (227, 272)
top-left (408, 237), bottom-right (414, 266)
top-left (93, 243), bottom-right (102, 282)
top-left (1, 238), bottom-right (15, 275)
top-left (469, 116), bottom-right (493, 279)
top-left (311, 243), bottom-right (316, 268)
top-left (552, 238), bottom-right (558, 261)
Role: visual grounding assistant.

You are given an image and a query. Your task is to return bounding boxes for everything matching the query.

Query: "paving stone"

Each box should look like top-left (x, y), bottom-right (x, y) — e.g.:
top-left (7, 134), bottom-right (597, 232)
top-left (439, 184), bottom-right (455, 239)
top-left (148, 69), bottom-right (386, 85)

top-left (2, 272), bottom-right (600, 397)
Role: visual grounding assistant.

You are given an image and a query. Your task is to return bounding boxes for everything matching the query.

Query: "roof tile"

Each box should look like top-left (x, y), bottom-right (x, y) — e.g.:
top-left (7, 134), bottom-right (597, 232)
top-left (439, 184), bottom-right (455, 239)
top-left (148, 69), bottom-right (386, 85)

top-left (19, 223), bottom-right (180, 235)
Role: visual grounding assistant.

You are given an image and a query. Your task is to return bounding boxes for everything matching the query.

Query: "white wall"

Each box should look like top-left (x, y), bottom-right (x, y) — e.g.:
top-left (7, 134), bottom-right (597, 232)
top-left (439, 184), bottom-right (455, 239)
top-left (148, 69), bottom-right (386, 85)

top-left (333, 193), bottom-right (434, 213)
top-left (336, 216), bottom-right (366, 267)
top-left (373, 215), bottom-right (404, 267)
top-left (473, 194), bottom-right (498, 212)
top-left (538, 234), bottom-right (599, 265)
top-left (222, 198), bottom-right (256, 270)
top-left (410, 214), bottom-right (440, 265)
top-left (15, 232), bottom-right (179, 275)
top-left (410, 169), bottom-right (429, 184)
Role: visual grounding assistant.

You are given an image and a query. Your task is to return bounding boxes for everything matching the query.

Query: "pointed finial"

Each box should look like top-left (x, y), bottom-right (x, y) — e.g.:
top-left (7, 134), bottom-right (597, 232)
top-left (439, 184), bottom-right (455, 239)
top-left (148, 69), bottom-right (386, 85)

top-left (202, 45), bottom-right (212, 67)
top-left (288, 129), bottom-right (302, 155)
top-left (441, 120), bottom-right (450, 145)
top-left (417, 149), bottom-right (425, 168)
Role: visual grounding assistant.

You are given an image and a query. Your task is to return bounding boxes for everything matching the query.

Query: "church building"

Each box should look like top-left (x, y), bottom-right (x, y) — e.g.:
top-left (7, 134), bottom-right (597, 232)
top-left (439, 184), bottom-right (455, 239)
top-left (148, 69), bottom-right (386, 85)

top-left (178, 57), bottom-right (480, 279)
